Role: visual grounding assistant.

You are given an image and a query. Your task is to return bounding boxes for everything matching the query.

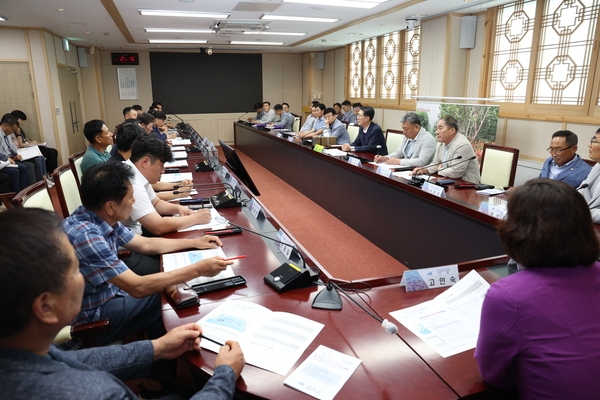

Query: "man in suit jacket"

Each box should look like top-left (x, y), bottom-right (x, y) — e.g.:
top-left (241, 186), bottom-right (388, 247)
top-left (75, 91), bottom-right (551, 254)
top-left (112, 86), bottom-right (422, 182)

top-left (415, 116), bottom-right (480, 184)
top-left (374, 112), bottom-right (435, 167)
top-left (341, 106), bottom-right (388, 154)
top-left (539, 130), bottom-right (591, 188)
top-left (0, 208), bottom-right (244, 400)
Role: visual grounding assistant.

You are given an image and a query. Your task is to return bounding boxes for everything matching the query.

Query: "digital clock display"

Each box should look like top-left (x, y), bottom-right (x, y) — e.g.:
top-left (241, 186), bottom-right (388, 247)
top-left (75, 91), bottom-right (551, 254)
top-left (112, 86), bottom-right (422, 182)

top-left (111, 53), bottom-right (139, 65)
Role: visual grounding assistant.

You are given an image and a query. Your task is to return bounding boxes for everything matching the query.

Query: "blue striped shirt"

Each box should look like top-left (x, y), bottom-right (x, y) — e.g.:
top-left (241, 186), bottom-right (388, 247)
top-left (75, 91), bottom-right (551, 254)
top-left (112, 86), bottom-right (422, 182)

top-left (61, 206), bottom-right (135, 324)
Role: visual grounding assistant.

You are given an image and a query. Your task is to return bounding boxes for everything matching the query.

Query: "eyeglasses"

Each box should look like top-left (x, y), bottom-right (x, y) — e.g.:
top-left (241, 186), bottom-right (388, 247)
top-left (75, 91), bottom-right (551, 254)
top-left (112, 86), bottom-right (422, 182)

top-left (590, 139), bottom-right (600, 145)
top-left (356, 114), bottom-right (364, 118)
top-left (547, 145), bottom-right (574, 154)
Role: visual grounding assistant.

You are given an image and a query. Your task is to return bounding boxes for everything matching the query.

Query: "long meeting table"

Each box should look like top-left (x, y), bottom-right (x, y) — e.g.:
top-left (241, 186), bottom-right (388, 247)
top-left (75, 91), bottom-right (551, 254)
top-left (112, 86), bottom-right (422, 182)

top-left (233, 122), bottom-right (505, 269)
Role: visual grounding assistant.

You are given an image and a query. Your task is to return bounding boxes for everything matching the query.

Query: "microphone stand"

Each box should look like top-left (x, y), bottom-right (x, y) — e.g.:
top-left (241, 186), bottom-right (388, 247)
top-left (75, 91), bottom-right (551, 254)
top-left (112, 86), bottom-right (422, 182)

top-left (237, 111), bottom-right (252, 123)
top-left (312, 281), bottom-right (398, 334)
top-left (407, 156), bottom-right (463, 188)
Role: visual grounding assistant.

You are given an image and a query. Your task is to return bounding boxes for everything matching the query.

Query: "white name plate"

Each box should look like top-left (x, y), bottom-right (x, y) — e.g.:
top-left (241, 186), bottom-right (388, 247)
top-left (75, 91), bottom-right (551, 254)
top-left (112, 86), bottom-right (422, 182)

top-left (276, 229), bottom-right (296, 259)
top-left (376, 165), bottom-right (394, 178)
top-left (422, 181), bottom-right (446, 198)
top-left (347, 156), bottom-right (362, 167)
top-left (248, 198), bottom-right (263, 219)
top-left (400, 265), bottom-right (460, 292)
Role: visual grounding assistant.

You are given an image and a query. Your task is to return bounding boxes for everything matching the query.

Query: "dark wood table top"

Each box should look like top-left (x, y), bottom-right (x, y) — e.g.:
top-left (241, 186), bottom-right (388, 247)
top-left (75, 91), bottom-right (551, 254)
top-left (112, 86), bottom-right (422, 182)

top-left (163, 287), bottom-right (458, 400)
top-left (363, 269), bottom-right (504, 398)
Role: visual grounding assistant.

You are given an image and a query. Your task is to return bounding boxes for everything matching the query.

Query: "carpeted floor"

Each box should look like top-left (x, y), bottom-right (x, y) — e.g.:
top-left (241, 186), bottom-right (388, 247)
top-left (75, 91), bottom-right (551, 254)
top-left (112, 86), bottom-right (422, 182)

top-left (233, 148), bottom-right (408, 281)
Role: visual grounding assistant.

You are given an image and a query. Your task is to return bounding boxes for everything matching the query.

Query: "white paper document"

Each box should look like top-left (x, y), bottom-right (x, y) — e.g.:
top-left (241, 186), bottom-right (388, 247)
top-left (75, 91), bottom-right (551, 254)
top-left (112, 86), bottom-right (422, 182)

top-left (171, 138), bottom-right (191, 145)
top-left (17, 145), bottom-right (42, 160)
top-left (197, 300), bottom-right (324, 375)
top-left (171, 146), bottom-right (186, 151)
top-left (389, 270), bottom-right (490, 358)
top-left (178, 207), bottom-right (228, 232)
top-left (284, 345), bottom-right (362, 400)
top-left (476, 188), bottom-right (505, 196)
top-left (167, 189), bottom-right (198, 202)
top-left (368, 162), bottom-right (409, 170)
top-left (162, 247), bottom-right (235, 286)
top-left (160, 172), bottom-right (194, 182)
top-left (322, 149), bottom-right (347, 157)
top-left (172, 151), bottom-right (188, 159)
top-left (164, 159), bottom-right (189, 168)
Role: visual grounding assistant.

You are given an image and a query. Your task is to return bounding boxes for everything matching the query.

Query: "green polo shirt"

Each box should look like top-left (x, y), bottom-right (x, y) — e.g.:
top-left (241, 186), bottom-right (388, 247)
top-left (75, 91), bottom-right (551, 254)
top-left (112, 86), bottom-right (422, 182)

top-left (80, 146), bottom-right (111, 174)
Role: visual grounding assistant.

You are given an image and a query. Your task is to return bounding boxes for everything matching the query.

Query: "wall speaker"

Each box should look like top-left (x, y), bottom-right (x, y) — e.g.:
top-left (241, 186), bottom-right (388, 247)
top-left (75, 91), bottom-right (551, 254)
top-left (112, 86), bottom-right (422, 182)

top-left (459, 16), bottom-right (477, 49)
top-left (77, 47), bottom-right (88, 68)
top-left (62, 38), bottom-right (70, 52)
top-left (316, 52), bottom-right (325, 70)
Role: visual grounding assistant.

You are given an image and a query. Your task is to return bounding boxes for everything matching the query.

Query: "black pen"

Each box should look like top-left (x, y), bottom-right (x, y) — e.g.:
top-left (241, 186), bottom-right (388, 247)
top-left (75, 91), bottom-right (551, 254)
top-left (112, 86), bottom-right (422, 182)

top-left (201, 334), bottom-right (224, 347)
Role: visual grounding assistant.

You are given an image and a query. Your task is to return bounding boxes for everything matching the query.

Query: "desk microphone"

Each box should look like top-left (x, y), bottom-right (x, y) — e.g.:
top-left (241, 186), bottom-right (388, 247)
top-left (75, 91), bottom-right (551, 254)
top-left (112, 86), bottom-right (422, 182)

top-left (435, 155), bottom-right (476, 176)
top-left (428, 155), bottom-right (476, 182)
top-left (212, 216), bottom-right (306, 269)
top-left (177, 182), bottom-right (241, 208)
top-left (169, 113), bottom-right (184, 123)
top-left (212, 216), bottom-right (318, 292)
top-left (237, 111), bottom-right (252, 123)
top-left (312, 282), bottom-right (398, 334)
top-left (345, 145), bottom-right (382, 161)
top-left (421, 155), bottom-right (463, 171)
top-left (407, 156), bottom-right (464, 187)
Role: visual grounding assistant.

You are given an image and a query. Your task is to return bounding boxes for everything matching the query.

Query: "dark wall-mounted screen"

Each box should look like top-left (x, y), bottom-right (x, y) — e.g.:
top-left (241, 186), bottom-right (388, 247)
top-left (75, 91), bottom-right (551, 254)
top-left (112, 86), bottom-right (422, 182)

top-left (150, 52), bottom-right (262, 114)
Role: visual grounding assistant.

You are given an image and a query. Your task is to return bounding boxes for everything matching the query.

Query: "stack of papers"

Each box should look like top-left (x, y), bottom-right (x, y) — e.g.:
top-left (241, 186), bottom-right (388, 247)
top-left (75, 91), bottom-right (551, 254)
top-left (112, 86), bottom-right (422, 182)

top-left (322, 148), bottom-right (347, 157)
top-left (389, 270), bottom-right (490, 358)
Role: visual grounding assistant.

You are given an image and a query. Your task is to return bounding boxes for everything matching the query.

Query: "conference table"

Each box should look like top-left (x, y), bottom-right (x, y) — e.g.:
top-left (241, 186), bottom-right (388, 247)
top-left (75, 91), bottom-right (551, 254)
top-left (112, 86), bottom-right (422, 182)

top-left (233, 122), bottom-right (506, 269)
top-left (160, 139), bottom-right (512, 399)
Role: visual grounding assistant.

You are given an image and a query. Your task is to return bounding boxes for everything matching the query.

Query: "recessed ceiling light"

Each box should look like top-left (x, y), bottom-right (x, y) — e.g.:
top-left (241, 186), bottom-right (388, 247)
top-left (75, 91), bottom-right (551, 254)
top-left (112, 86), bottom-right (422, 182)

top-left (139, 9), bottom-right (229, 19)
top-left (148, 39), bottom-right (208, 43)
top-left (284, 0), bottom-right (385, 8)
top-left (230, 41), bottom-right (283, 45)
top-left (57, 8), bottom-right (65, 12)
top-left (85, 31), bottom-right (90, 34)
top-left (243, 31), bottom-right (306, 36)
top-left (261, 15), bottom-right (338, 23)
top-left (145, 28), bottom-right (213, 33)
top-left (0, 16), bottom-right (7, 21)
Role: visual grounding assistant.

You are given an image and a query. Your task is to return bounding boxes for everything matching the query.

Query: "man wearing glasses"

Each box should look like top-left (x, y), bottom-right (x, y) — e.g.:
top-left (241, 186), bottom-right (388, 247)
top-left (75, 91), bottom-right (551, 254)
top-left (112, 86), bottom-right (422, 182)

top-left (539, 130), bottom-right (590, 188)
top-left (341, 106), bottom-right (387, 154)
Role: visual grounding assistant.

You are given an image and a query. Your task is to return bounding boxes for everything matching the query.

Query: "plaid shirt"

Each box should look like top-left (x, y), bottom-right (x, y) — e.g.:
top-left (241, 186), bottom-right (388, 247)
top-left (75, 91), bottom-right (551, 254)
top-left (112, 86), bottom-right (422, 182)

top-left (61, 206), bottom-right (135, 324)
